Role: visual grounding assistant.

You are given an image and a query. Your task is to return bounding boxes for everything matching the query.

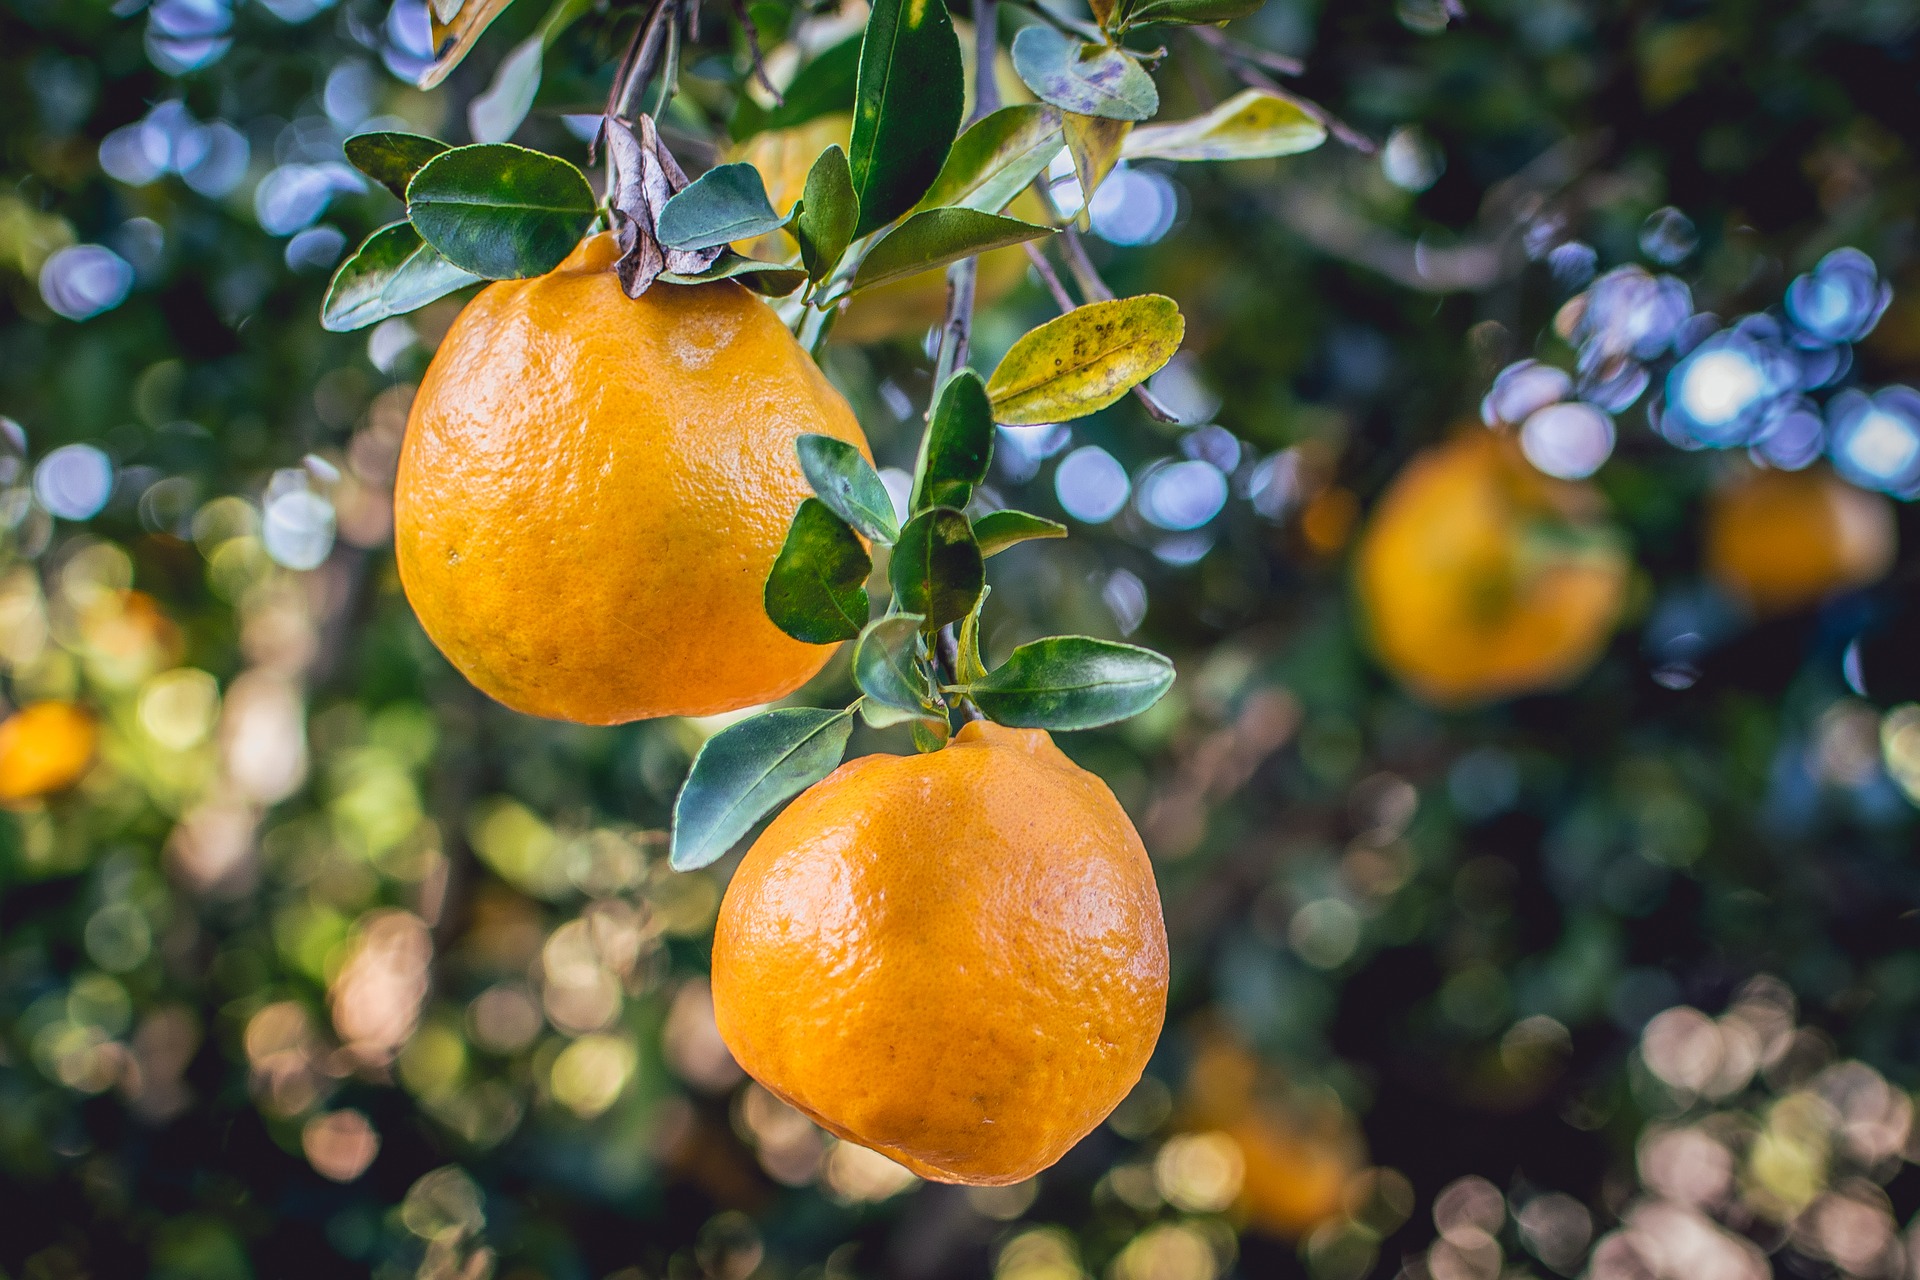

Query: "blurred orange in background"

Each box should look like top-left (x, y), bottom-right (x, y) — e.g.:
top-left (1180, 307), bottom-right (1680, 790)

top-left (1705, 463), bottom-right (1896, 614)
top-left (0, 700), bottom-right (97, 806)
top-left (1357, 431), bottom-right (1630, 705)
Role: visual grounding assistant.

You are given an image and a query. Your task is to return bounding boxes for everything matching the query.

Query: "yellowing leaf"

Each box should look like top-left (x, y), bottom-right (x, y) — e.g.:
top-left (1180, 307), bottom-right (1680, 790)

top-left (421, 0), bottom-right (519, 90)
top-left (1122, 89), bottom-right (1327, 163)
top-left (1063, 113), bottom-right (1131, 222)
top-left (986, 295), bottom-right (1184, 426)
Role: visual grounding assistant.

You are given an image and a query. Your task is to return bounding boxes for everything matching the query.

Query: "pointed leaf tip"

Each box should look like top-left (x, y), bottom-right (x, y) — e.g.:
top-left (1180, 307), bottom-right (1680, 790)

top-left (670, 706), bottom-right (855, 869)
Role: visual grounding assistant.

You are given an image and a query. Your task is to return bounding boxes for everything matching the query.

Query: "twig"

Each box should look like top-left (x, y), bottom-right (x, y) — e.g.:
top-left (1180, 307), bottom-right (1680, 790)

top-left (611, 0), bottom-right (678, 123)
top-left (1191, 27), bottom-right (1376, 154)
top-left (1023, 240), bottom-right (1075, 311)
top-left (927, 0), bottom-right (1004, 716)
top-left (932, 0), bottom-right (1002, 384)
top-left (731, 0), bottom-right (784, 105)
top-left (1060, 226), bottom-right (1114, 301)
top-left (1187, 25), bottom-right (1302, 77)
top-left (971, 0), bottom-right (1002, 121)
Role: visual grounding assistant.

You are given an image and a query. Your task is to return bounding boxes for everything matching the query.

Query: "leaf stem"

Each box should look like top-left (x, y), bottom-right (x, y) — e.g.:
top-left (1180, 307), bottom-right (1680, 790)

top-left (924, 0), bottom-right (1003, 717)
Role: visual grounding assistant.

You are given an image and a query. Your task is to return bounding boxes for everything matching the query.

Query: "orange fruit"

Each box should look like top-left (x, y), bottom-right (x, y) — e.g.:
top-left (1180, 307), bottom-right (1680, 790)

top-left (711, 720), bottom-right (1169, 1185)
top-left (395, 233), bottom-right (869, 724)
top-left (0, 700), bottom-right (98, 805)
top-left (732, 114), bottom-right (1036, 345)
top-left (1356, 431), bottom-right (1630, 705)
top-left (1181, 1036), bottom-right (1361, 1238)
top-left (1705, 464), bottom-right (1895, 614)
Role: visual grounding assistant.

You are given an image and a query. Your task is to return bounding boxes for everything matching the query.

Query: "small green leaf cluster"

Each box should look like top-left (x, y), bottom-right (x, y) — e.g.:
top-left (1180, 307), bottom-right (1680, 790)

top-left (670, 366), bottom-right (1176, 872)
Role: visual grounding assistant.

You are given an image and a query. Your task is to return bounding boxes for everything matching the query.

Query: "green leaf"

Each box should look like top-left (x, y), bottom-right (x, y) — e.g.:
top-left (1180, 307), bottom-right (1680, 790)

top-left (1122, 89), bottom-right (1326, 162)
top-left (912, 371), bottom-right (994, 513)
top-left (660, 250), bottom-right (808, 296)
top-left (320, 221), bottom-right (480, 333)
top-left (911, 718), bottom-right (951, 752)
top-left (889, 507), bottom-right (983, 630)
top-left (669, 706), bottom-right (855, 870)
top-left (1118, 0), bottom-right (1265, 28)
top-left (848, 0), bottom-right (965, 237)
top-left (853, 613), bottom-right (940, 727)
top-left (796, 434), bottom-right (899, 544)
top-left (986, 294), bottom-right (1185, 424)
top-left (851, 208), bottom-right (1053, 293)
top-left (913, 104), bottom-right (1066, 215)
top-left (344, 132), bottom-right (451, 199)
top-left (967, 636), bottom-right (1174, 729)
top-left (731, 34), bottom-right (863, 139)
top-left (1010, 26), bottom-right (1159, 123)
top-left (657, 162), bottom-right (792, 252)
top-left (765, 498), bottom-right (872, 644)
top-left (406, 143), bottom-right (596, 279)
top-left (956, 586), bottom-right (990, 685)
top-left (973, 509), bottom-right (1068, 556)
top-left (795, 146), bottom-right (859, 285)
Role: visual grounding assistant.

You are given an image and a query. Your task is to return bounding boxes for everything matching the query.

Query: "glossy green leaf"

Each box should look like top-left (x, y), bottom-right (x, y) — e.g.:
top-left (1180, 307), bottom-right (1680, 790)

top-left (669, 706), bottom-right (855, 870)
top-left (986, 294), bottom-right (1185, 424)
top-left (406, 143), bottom-right (595, 279)
top-left (889, 507), bottom-right (983, 631)
top-left (660, 250), bottom-right (807, 296)
top-left (344, 132), bottom-right (451, 199)
top-left (847, 0), bottom-right (965, 237)
top-left (853, 613), bottom-right (940, 727)
top-left (973, 509), bottom-right (1068, 556)
top-left (914, 104), bottom-right (1066, 214)
top-left (1117, 0), bottom-right (1265, 28)
top-left (764, 498), bottom-right (872, 644)
top-left (796, 434), bottom-right (899, 544)
top-left (795, 146), bottom-right (858, 285)
top-left (657, 163), bottom-right (792, 252)
top-left (1122, 89), bottom-right (1327, 162)
top-left (320, 221), bottom-right (479, 333)
top-left (910, 718), bottom-right (951, 752)
top-left (911, 371), bottom-right (994, 513)
top-left (967, 636), bottom-right (1174, 729)
top-left (1010, 26), bottom-right (1159, 123)
top-left (851, 208), bottom-right (1052, 293)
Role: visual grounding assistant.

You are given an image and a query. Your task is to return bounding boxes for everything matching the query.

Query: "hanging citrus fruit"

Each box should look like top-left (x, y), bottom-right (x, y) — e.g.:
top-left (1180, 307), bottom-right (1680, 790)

top-left (1705, 463), bottom-right (1895, 614)
top-left (1356, 431), bottom-right (1630, 705)
top-left (395, 233), bottom-right (870, 724)
top-left (0, 700), bottom-right (98, 806)
top-left (710, 720), bottom-right (1169, 1185)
